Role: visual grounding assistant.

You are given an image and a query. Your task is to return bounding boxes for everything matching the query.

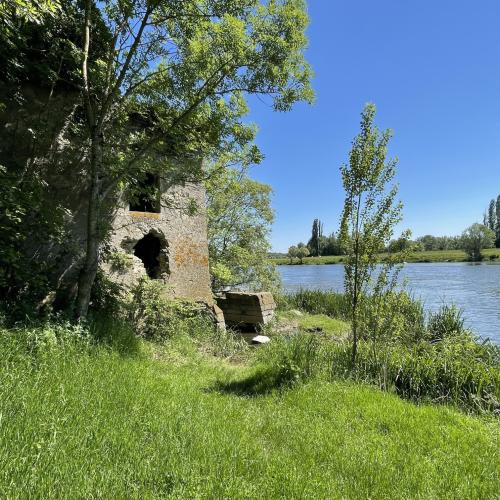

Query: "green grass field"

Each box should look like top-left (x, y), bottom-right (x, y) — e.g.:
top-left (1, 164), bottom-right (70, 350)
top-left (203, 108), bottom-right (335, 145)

top-left (272, 247), bottom-right (500, 265)
top-left (0, 326), bottom-right (498, 498)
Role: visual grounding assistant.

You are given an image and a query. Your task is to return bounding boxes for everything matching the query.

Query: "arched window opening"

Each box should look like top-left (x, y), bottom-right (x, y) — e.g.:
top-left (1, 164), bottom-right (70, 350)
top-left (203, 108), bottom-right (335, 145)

top-left (133, 233), bottom-right (167, 278)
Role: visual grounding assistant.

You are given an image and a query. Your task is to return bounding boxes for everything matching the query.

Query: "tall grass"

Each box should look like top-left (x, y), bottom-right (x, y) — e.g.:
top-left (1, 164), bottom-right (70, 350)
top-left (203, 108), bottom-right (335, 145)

top-left (254, 332), bottom-right (499, 414)
top-left (277, 288), bottom-right (351, 319)
top-left (0, 321), bottom-right (498, 498)
top-left (271, 290), bottom-right (500, 413)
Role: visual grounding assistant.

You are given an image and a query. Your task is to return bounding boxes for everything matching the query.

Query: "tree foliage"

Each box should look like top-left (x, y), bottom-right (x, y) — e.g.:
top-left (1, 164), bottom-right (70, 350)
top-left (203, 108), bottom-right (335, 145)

top-left (287, 245), bottom-right (298, 263)
top-left (483, 195), bottom-right (500, 248)
top-left (339, 103), bottom-right (409, 364)
top-left (296, 242), bottom-right (310, 263)
top-left (307, 218), bottom-right (323, 256)
top-left (414, 234), bottom-right (462, 252)
top-left (0, 0), bottom-right (313, 317)
top-left (461, 223), bottom-right (495, 261)
top-left (487, 199), bottom-right (496, 232)
top-left (72, 0), bottom-right (313, 317)
top-left (206, 160), bottom-right (278, 292)
top-left (496, 195), bottom-right (500, 248)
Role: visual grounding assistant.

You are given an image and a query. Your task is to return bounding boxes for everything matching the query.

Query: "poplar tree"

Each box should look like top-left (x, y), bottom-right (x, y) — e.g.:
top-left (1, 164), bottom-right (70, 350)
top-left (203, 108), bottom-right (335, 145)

top-left (488, 199), bottom-right (496, 231)
top-left (308, 219), bottom-right (318, 256)
top-left (308, 218), bottom-right (324, 256)
top-left (496, 195), bottom-right (500, 247)
top-left (339, 104), bottom-right (409, 365)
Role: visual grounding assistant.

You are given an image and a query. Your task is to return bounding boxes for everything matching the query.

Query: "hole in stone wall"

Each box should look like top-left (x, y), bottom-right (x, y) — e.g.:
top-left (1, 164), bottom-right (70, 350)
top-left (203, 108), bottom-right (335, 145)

top-left (133, 232), bottom-right (167, 279)
top-left (129, 173), bottom-right (160, 213)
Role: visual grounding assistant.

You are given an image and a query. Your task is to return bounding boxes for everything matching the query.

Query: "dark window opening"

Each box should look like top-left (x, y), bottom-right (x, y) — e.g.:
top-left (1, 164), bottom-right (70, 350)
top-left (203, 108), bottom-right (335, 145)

top-left (134, 233), bottom-right (164, 278)
top-left (129, 173), bottom-right (160, 213)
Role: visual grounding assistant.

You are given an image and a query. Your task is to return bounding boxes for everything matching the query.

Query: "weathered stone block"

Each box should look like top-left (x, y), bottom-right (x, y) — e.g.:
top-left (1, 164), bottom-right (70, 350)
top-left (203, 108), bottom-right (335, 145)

top-left (216, 292), bottom-right (276, 330)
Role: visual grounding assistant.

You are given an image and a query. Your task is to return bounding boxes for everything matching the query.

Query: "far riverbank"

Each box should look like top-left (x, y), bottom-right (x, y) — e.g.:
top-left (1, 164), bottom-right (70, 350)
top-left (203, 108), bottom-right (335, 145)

top-left (271, 248), bottom-right (500, 265)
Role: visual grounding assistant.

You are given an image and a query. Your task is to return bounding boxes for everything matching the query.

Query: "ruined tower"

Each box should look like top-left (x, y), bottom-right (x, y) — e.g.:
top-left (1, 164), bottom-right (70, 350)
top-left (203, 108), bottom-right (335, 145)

top-left (0, 84), bottom-right (213, 305)
top-left (102, 167), bottom-right (213, 303)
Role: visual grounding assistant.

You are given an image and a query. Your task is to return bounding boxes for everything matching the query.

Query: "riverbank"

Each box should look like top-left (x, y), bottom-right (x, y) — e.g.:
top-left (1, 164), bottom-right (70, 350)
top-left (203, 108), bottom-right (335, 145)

top-left (278, 262), bottom-right (500, 342)
top-left (272, 247), bottom-right (500, 265)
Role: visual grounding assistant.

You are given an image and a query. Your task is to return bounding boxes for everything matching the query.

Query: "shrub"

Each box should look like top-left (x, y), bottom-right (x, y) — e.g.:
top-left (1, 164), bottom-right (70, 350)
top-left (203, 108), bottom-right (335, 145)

top-left (128, 278), bottom-right (204, 341)
top-left (90, 270), bottom-right (125, 314)
top-left (279, 289), bottom-right (350, 319)
top-left (427, 305), bottom-right (467, 342)
top-left (256, 333), bottom-right (327, 386)
top-left (357, 291), bottom-right (426, 344)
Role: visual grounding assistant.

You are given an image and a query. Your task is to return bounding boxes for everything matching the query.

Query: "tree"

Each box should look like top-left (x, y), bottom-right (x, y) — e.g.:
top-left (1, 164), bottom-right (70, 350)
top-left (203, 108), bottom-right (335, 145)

top-left (296, 242), bottom-right (309, 263)
top-left (322, 232), bottom-right (342, 256)
top-left (488, 199), bottom-right (496, 231)
top-left (307, 218), bottom-right (324, 256)
top-left (308, 219), bottom-right (318, 256)
top-left (66, 0), bottom-right (313, 318)
top-left (287, 245), bottom-right (298, 264)
top-left (496, 195), bottom-right (500, 248)
top-left (205, 159), bottom-right (278, 292)
top-left (415, 234), bottom-right (462, 251)
top-left (387, 236), bottom-right (412, 253)
top-left (339, 104), bottom-right (409, 365)
top-left (461, 223), bottom-right (495, 261)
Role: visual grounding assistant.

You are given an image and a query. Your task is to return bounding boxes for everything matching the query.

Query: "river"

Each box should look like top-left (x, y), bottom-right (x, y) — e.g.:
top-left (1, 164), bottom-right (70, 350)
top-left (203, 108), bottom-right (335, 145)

top-left (278, 262), bottom-right (500, 343)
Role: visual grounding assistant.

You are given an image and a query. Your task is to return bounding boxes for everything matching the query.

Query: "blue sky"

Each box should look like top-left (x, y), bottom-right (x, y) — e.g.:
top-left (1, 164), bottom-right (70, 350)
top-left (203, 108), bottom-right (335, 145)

top-left (246, 0), bottom-right (500, 252)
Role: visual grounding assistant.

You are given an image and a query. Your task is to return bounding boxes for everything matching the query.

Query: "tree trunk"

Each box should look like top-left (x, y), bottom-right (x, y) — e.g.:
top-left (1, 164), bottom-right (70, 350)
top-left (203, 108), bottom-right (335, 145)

top-left (351, 296), bottom-right (358, 366)
top-left (74, 131), bottom-right (102, 320)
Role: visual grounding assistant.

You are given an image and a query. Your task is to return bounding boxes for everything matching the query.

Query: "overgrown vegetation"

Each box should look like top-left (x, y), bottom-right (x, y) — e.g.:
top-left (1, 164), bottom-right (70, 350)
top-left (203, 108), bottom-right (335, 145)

top-left (0, 315), bottom-right (498, 497)
top-left (205, 160), bottom-right (279, 293)
top-left (276, 289), bottom-right (499, 414)
top-left (0, 0), bottom-right (313, 318)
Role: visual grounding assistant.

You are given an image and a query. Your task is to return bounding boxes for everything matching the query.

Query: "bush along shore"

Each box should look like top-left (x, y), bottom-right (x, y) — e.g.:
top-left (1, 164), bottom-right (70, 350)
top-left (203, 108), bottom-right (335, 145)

top-left (0, 283), bottom-right (498, 497)
top-left (275, 290), bottom-right (499, 414)
top-left (272, 247), bottom-right (500, 265)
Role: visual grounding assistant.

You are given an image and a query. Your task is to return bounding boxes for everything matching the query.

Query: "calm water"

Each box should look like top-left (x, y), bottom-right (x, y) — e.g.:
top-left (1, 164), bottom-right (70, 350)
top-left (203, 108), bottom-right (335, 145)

top-left (279, 263), bottom-right (500, 343)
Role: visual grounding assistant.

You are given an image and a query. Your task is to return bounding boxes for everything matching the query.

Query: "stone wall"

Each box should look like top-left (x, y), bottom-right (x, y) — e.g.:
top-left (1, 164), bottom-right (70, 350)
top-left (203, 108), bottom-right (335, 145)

top-left (0, 83), bottom-right (213, 305)
top-left (104, 177), bottom-right (213, 303)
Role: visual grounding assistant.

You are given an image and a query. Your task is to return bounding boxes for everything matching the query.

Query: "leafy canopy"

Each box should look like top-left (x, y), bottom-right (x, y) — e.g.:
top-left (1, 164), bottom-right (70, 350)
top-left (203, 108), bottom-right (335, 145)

top-left (206, 158), bottom-right (278, 292)
top-left (461, 223), bottom-right (495, 261)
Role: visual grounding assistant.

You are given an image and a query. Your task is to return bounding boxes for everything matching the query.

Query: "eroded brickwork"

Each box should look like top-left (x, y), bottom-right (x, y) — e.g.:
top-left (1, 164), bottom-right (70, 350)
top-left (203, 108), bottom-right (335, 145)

top-left (104, 178), bottom-right (213, 303)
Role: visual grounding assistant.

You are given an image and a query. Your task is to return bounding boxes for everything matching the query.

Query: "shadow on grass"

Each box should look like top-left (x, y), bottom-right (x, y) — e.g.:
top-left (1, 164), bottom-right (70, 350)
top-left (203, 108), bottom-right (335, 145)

top-left (210, 366), bottom-right (296, 397)
top-left (89, 312), bottom-right (142, 357)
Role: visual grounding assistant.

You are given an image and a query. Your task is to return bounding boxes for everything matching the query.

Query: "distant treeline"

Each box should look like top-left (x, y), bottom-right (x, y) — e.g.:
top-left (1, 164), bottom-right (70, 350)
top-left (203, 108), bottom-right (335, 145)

top-left (285, 196), bottom-right (500, 259)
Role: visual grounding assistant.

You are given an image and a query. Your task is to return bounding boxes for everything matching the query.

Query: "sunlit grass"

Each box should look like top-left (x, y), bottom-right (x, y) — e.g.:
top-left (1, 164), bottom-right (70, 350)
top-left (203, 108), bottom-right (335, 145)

top-left (298, 313), bottom-right (350, 337)
top-left (0, 326), bottom-right (498, 498)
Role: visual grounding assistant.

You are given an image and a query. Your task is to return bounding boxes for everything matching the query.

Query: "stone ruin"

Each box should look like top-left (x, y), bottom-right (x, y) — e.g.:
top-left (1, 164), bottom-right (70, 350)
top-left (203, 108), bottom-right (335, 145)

top-left (0, 82), bottom-right (277, 331)
top-left (0, 83), bottom-right (213, 306)
top-left (101, 168), bottom-right (213, 304)
top-left (217, 292), bottom-right (276, 331)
